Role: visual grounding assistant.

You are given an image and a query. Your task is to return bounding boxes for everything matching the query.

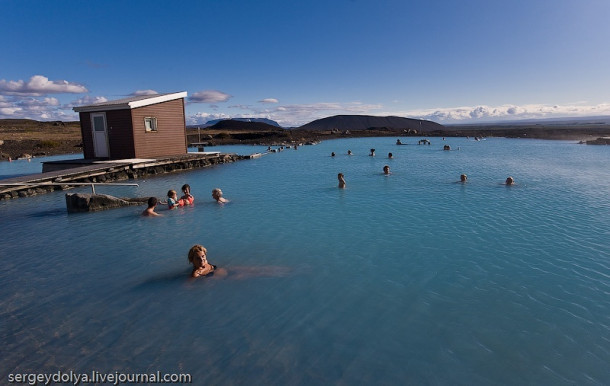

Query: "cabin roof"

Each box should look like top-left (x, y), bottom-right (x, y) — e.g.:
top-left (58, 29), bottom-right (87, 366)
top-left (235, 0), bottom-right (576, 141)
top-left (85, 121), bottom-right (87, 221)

top-left (73, 91), bottom-right (187, 113)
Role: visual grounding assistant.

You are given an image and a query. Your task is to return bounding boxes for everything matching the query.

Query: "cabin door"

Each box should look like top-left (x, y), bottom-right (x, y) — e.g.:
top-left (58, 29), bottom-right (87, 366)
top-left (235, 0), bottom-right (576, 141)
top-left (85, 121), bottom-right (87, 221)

top-left (90, 112), bottom-right (109, 158)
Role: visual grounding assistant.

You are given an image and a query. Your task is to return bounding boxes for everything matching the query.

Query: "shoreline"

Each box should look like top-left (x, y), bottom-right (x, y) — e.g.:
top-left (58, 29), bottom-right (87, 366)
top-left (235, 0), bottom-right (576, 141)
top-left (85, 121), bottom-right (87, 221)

top-left (2, 126), bottom-right (608, 162)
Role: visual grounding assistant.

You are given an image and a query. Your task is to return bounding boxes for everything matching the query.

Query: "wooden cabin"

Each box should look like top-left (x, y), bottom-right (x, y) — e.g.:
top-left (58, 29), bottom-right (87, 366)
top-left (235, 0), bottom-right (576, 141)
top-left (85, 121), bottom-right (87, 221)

top-left (73, 92), bottom-right (188, 160)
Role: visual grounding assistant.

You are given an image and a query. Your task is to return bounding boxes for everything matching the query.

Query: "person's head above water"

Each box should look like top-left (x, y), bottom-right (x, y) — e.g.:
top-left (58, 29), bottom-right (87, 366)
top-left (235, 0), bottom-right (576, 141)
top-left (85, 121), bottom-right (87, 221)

top-left (147, 196), bottom-right (158, 208)
top-left (460, 174), bottom-right (467, 182)
top-left (188, 244), bottom-right (207, 269)
top-left (506, 176), bottom-right (515, 185)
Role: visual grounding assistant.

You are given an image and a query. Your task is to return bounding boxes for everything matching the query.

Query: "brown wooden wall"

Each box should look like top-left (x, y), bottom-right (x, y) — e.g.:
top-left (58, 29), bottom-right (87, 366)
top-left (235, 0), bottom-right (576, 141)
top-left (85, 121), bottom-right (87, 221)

top-left (107, 109), bottom-right (136, 159)
top-left (78, 112), bottom-right (94, 159)
top-left (77, 98), bottom-right (186, 160)
top-left (131, 99), bottom-right (187, 159)
top-left (79, 109), bottom-right (135, 159)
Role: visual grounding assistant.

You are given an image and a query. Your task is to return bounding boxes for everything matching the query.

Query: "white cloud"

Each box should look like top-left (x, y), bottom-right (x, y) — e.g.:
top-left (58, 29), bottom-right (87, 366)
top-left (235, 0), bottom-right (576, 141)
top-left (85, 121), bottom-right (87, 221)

top-left (401, 103), bottom-right (610, 123)
top-left (70, 95), bottom-right (109, 106)
top-left (0, 107), bottom-right (22, 115)
top-left (258, 98), bottom-right (279, 104)
top-left (186, 112), bottom-right (231, 125)
top-left (131, 89), bottom-right (158, 96)
top-left (16, 97), bottom-right (60, 107)
top-left (0, 75), bottom-right (88, 96)
top-left (189, 90), bottom-right (232, 104)
top-left (0, 94), bottom-right (80, 120)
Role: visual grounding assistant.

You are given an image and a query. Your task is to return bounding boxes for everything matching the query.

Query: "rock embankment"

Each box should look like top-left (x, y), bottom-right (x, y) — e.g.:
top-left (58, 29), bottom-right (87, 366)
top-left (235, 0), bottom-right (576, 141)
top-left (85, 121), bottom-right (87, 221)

top-left (66, 193), bottom-right (148, 213)
top-left (585, 137), bottom-right (610, 145)
top-left (0, 153), bottom-right (243, 201)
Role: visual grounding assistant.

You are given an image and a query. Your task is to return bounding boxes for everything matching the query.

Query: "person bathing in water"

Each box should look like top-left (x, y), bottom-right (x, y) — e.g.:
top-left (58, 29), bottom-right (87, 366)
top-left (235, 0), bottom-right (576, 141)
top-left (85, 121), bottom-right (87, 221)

top-left (338, 173), bottom-right (346, 188)
top-left (181, 184), bottom-right (194, 205)
top-left (142, 197), bottom-right (162, 216)
top-left (188, 244), bottom-right (227, 278)
top-left (212, 188), bottom-right (229, 203)
top-left (187, 244), bottom-right (294, 280)
top-left (166, 189), bottom-right (184, 210)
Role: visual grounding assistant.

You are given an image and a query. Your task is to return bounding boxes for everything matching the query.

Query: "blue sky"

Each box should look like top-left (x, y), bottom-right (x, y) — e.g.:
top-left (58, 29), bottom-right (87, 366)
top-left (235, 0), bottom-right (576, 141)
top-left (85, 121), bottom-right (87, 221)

top-left (2, 0), bottom-right (610, 127)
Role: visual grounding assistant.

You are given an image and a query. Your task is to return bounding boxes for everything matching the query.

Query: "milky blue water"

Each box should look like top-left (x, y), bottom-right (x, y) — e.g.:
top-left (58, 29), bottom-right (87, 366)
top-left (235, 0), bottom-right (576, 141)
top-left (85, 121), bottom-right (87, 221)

top-left (1, 137), bottom-right (609, 385)
top-left (0, 153), bottom-right (83, 180)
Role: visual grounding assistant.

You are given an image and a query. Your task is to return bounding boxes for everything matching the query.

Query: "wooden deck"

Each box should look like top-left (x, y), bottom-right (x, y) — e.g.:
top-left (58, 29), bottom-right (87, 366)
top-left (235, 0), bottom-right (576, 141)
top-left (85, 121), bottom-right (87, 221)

top-left (0, 152), bottom-right (240, 200)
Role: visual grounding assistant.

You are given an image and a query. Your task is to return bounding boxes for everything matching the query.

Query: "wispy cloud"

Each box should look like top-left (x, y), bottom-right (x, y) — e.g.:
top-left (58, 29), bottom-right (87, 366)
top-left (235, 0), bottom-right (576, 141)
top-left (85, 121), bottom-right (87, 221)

top-left (64, 95), bottom-right (109, 109)
top-left (85, 60), bottom-right (107, 69)
top-left (0, 75), bottom-right (88, 96)
top-left (189, 90), bottom-right (232, 104)
top-left (258, 98), bottom-right (279, 104)
top-left (131, 89), bottom-right (159, 96)
top-left (16, 97), bottom-right (60, 108)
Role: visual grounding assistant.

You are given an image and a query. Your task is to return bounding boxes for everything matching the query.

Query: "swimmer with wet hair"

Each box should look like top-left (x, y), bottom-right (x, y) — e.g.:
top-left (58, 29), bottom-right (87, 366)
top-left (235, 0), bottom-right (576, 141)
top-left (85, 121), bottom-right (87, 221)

top-left (181, 184), bottom-right (194, 205)
top-left (338, 173), bottom-right (346, 188)
top-left (212, 188), bottom-right (230, 203)
top-left (505, 176), bottom-right (515, 185)
top-left (142, 197), bottom-right (161, 216)
top-left (383, 165), bottom-right (391, 175)
top-left (460, 174), bottom-right (467, 182)
top-left (188, 244), bottom-right (227, 278)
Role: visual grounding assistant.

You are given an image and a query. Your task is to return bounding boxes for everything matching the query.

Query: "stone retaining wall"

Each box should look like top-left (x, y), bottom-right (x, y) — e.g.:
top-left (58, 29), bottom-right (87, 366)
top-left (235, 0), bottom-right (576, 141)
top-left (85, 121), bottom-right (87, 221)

top-left (0, 153), bottom-right (244, 201)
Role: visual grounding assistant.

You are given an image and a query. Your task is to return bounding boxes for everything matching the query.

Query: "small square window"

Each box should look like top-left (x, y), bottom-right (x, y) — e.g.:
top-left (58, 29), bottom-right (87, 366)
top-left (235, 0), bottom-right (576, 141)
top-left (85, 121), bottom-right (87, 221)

top-left (144, 117), bottom-right (157, 132)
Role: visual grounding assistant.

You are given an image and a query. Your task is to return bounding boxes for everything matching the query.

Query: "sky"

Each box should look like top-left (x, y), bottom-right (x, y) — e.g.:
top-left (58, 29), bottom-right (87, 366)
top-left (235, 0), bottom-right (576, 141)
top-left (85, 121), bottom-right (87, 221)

top-left (2, 0), bottom-right (610, 127)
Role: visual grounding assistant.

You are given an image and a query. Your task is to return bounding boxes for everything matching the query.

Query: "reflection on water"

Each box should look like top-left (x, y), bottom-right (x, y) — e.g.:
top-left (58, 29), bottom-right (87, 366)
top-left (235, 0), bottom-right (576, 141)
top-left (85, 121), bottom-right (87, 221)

top-left (1, 138), bottom-right (609, 384)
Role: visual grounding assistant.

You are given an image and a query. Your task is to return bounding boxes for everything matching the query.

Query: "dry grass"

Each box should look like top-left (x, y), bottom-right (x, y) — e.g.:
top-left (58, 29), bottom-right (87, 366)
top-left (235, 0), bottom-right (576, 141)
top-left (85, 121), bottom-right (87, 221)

top-left (0, 120), bottom-right (81, 141)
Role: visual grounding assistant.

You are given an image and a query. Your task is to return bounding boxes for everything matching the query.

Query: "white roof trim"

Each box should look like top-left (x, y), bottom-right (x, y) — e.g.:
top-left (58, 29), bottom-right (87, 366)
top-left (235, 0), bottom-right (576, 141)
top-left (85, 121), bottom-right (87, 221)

top-left (73, 91), bottom-right (187, 113)
top-left (128, 92), bottom-right (187, 109)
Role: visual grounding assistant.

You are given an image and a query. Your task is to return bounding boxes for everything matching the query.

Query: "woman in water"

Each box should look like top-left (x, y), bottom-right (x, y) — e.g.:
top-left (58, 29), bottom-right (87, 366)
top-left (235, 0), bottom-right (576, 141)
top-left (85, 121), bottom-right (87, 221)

top-left (188, 244), bottom-right (227, 278)
top-left (181, 184), bottom-right (194, 205)
top-left (187, 245), bottom-right (290, 280)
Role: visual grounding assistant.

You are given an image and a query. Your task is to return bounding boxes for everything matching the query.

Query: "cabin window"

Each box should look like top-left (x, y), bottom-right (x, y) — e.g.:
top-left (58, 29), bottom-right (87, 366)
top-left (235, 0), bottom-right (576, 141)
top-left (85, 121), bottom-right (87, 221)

top-left (144, 117), bottom-right (157, 132)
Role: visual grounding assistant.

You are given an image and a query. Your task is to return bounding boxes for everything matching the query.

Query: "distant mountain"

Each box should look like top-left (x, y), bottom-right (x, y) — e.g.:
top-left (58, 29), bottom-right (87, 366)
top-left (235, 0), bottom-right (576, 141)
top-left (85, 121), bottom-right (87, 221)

top-left (188, 118), bottom-right (281, 129)
top-left (297, 115), bottom-right (444, 132)
top-left (206, 120), bottom-right (283, 131)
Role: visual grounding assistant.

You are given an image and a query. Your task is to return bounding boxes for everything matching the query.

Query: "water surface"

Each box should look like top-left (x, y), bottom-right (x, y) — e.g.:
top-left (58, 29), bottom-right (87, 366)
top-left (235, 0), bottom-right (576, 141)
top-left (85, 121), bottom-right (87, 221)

top-left (1, 137), bottom-right (609, 385)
